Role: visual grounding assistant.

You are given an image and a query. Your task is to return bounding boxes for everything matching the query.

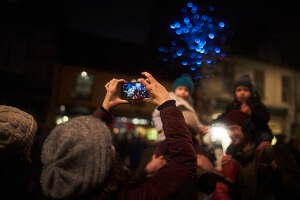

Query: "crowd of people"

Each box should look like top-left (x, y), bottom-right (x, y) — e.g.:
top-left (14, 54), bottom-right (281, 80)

top-left (1, 71), bottom-right (300, 200)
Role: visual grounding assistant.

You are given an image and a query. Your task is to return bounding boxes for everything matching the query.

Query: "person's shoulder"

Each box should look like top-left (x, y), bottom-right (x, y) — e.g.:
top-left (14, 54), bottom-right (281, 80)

top-left (168, 91), bottom-right (177, 99)
top-left (169, 92), bottom-right (195, 111)
top-left (248, 96), bottom-right (267, 110)
top-left (248, 92), bottom-right (264, 104)
top-left (225, 101), bottom-right (237, 110)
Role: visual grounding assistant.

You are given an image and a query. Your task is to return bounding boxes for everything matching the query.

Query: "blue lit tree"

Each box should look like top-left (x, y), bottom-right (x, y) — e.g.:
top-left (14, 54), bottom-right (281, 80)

top-left (158, 1), bottom-right (231, 79)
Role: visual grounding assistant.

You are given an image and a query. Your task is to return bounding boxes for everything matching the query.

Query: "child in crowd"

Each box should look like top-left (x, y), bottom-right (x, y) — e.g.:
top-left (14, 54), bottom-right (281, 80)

top-left (152, 74), bottom-right (206, 157)
top-left (210, 74), bottom-right (274, 167)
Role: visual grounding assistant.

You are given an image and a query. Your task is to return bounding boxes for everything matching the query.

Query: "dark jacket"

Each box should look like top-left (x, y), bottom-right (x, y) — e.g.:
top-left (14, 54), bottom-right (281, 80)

top-left (0, 157), bottom-right (33, 200)
top-left (92, 101), bottom-right (197, 200)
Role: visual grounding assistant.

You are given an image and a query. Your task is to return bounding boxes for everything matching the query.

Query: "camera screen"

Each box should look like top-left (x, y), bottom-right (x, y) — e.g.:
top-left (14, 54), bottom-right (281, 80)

top-left (121, 82), bottom-right (149, 100)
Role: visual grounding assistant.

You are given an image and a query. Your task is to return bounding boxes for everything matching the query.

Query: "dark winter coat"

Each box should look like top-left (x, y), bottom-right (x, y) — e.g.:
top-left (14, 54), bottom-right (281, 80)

top-left (92, 101), bottom-right (197, 200)
top-left (0, 157), bottom-right (33, 200)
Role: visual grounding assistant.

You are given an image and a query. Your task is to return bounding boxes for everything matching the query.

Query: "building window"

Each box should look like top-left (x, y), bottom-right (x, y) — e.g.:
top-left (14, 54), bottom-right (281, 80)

top-left (222, 62), bottom-right (235, 93)
top-left (282, 75), bottom-right (292, 103)
top-left (75, 71), bottom-right (94, 99)
top-left (254, 70), bottom-right (265, 99)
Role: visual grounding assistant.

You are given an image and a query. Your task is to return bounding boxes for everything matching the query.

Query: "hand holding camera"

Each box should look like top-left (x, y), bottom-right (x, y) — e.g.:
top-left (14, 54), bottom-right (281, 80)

top-left (120, 82), bottom-right (149, 100)
top-left (138, 72), bottom-right (172, 106)
top-left (102, 78), bottom-right (130, 110)
top-left (102, 72), bottom-right (171, 110)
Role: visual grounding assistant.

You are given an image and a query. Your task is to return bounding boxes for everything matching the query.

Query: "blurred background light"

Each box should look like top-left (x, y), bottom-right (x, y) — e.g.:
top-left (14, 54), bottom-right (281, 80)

top-left (158, 1), bottom-right (231, 79)
top-left (208, 123), bottom-right (232, 154)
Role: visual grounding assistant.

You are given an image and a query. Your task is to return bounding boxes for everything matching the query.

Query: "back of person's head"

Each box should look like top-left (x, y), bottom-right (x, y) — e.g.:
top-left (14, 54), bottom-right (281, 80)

top-left (223, 109), bottom-right (255, 143)
top-left (223, 109), bottom-right (257, 134)
top-left (223, 109), bottom-right (249, 127)
top-left (233, 74), bottom-right (254, 94)
top-left (0, 105), bottom-right (37, 160)
top-left (172, 74), bottom-right (195, 94)
top-left (40, 116), bottom-right (113, 199)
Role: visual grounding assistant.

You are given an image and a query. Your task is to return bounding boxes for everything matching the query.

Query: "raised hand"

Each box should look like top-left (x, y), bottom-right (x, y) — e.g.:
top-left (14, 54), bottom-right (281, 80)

top-left (145, 154), bottom-right (167, 174)
top-left (197, 155), bottom-right (213, 170)
top-left (102, 78), bottom-right (130, 110)
top-left (199, 125), bottom-right (209, 135)
top-left (240, 102), bottom-right (252, 115)
top-left (137, 72), bottom-right (172, 106)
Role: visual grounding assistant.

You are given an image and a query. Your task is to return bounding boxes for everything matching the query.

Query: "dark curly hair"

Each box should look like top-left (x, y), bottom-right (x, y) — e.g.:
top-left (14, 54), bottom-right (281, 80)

top-left (97, 153), bottom-right (142, 199)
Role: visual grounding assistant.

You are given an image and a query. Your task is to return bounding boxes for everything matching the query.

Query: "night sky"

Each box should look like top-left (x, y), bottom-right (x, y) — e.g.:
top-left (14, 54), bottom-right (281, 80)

top-left (1, 0), bottom-right (299, 76)
top-left (63, 0), bottom-right (300, 73)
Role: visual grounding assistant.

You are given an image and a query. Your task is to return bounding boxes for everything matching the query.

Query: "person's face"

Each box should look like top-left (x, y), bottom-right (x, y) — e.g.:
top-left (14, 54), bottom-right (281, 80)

top-left (235, 86), bottom-right (251, 103)
top-left (228, 124), bottom-right (244, 145)
top-left (175, 86), bottom-right (190, 100)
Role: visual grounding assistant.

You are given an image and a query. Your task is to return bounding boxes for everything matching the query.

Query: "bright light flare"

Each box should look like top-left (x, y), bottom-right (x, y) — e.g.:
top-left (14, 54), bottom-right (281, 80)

top-left (208, 123), bottom-right (232, 154)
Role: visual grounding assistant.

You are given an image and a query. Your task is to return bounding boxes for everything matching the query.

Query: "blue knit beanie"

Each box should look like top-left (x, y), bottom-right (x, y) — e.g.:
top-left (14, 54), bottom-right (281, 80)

top-left (172, 74), bottom-right (195, 94)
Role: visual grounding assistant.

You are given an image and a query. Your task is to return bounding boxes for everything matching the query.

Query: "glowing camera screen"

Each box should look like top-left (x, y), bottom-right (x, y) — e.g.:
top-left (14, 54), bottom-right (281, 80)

top-left (121, 82), bottom-right (149, 100)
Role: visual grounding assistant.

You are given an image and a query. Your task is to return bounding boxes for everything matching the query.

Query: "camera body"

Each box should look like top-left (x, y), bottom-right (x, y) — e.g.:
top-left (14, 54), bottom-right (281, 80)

top-left (121, 82), bottom-right (149, 100)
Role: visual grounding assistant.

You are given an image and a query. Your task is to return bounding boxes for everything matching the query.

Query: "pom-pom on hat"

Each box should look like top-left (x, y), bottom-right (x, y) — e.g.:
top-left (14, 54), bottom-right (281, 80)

top-left (172, 74), bottom-right (195, 94)
top-left (233, 74), bottom-right (254, 93)
top-left (0, 105), bottom-right (37, 157)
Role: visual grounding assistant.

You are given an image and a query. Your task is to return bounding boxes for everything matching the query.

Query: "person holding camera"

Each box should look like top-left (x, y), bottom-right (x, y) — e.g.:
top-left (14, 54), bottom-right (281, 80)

top-left (39, 72), bottom-right (197, 200)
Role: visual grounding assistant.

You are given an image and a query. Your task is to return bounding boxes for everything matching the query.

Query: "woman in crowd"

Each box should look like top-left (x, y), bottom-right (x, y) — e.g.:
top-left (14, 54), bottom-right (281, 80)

top-left (40, 72), bottom-right (197, 200)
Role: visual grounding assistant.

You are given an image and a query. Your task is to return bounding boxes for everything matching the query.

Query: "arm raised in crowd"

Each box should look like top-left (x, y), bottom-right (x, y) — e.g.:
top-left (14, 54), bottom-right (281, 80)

top-left (93, 78), bottom-right (129, 124)
top-left (93, 72), bottom-right (197, 199)
top-left (120, 72), bottom-right (197, 199)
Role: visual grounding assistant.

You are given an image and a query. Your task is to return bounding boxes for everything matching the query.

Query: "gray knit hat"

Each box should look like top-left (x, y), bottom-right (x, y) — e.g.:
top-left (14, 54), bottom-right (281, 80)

top-left (40, 116), bottom-right (113, 199)
top-left (0, 105), bottom-right (37, 157)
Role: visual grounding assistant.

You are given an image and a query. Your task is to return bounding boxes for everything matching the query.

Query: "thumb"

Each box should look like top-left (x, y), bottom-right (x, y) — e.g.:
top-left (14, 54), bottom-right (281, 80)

top-left (143, 98), bottom-right (151, 103)
top-left (120, 99), bottom-right (130, 104)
